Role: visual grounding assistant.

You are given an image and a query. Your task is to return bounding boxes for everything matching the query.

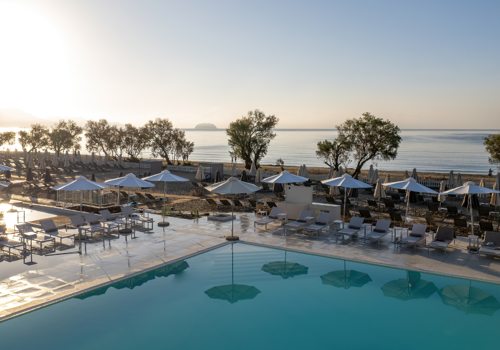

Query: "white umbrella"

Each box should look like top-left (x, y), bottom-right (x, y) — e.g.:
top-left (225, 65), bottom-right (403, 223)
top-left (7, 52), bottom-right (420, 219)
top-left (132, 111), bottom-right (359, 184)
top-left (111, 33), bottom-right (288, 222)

top-left (327, 167), bottom-right (335, 179)
top-left (491, 173), bottom-right (500, 208)
top-left (330, 185), bottom-right (340, 196)
top-left (195, 165), bottom-right (204, 181)
top-left (58, 151), bottom-right (64, 162)
top-left (383, 173), bottom-right (391, 189)
top-left (77, 151), bottom-right (82, 162)
top-left (367, 165), bottom-right (374, 179)
top-left (5, 148), bottom-right (10, 159)
top-left (28, 154), bottom-right (34, 169)
top-left (337, 166), bottom-right (344, 177)
top-left (448, 170), bottom-right (455, 187)
top-left (52, 152), bottom-right (59, 167)
top-left (478, 179), bottom-right (487, 198)
top-left (64, 151), bottom-right (70, 168)
top-left (255, 168), bottom-right (262, 183)
top-left (43, 149), bottom-right (49, 161)
top-left (412, 168), bottom-right (419, 182)
top-left (442, 182), bottom-right (500, 236)
top-left (456, 173), bottom-right (463, 187)
top-left (384, 178), bottom-right (438, 222)
top-left (104, 154), bottom-right (109, 165)
top-left (302, 165), bottom-right (309, 178)
top-left (322, 174), bottom-right (372, 222)
top-left (230, 163), bottom-right (237, 176)
top-left (39, 157), bottom-right (46, 171)
top-left (23, 149), bottom-right (27, 161)
top-left (403, 170), bottom-right (409, 179)
top-left (0, 181), bottom-right (10, 189)
top-left (374, 178), bottom-right (385, 199)
top-left (262, 170), bottom-right (308, 184)
top-left (144, 170), bottom-right (189, 226)
top-left (0, 164), bottom-right (16, 171)
top-left (206, 177), bottom-right (261, 239)
top-left (105, 173), bottom-right (154, 205)
top-left (438, 180), bottom-right (446, 207)
top-left (249, 162), bottom-right (256, 176)
top-left (297, 165), bottom-right (303, 176)
top-left (370, 169), bottom-right (379, 184)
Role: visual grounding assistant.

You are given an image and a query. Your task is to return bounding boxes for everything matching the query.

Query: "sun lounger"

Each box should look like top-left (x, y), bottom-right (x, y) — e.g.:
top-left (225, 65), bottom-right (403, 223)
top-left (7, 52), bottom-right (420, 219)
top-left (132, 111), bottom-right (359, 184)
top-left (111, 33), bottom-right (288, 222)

top-left (145, 193), bottom-right (162, 202)
top-left (69, 215), bottom-right (104, 241)
top-left (122, 206), bottom-right (154, 230)
top-left (206, 198), bottom-right (222, 208)
top-left (15, 224), bottom-right (55, 253)
top-left (302, 212), bottom-right (332, 236)
top-left (400, 224), bottom-right (427, 250)
top-left (284, 210), bottom-right (313, 234)
top-left (39, 219), bottom-right (77, 245)
top-left (99, 210), bottom-right (136, 238)
top-left (135, 192), bottom-right (148, 202)
top-left (365, 219), bottom-right (391, 246)
top-left (0, 227), bottom-right (26, 258)
top-left (100, 209), bottom-right (128, 226)
top-left (254, 207), bottom-right (283, 230)
top-left (336, 217), bottom-right (365, 242)
top-left (427, 227), bottom-right (455, 254)
top-left (84, 212), bottom-right (120, 235)
top-left (479, 231), bottom-right (500, 258)
top-left (220, 199), bottom-right (232, 207)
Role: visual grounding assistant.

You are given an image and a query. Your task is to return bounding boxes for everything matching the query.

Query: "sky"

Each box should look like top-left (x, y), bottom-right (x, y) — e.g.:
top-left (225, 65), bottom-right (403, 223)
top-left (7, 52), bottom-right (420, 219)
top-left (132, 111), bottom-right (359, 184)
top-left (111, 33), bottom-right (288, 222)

top-left (0, 0), bottom-right (499, 129)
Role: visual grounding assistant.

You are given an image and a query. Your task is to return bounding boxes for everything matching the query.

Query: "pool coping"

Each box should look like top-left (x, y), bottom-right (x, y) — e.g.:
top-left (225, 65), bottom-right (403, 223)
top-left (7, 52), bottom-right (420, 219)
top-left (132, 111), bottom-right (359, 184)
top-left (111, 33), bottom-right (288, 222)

top-left (2, 239), bottom-right (500, 323)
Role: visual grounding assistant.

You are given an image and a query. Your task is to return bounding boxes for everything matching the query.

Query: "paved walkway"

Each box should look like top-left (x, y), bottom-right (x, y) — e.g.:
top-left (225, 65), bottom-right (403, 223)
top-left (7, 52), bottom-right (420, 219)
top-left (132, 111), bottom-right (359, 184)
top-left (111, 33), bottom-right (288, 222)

top-left (1, 209), bottom-right (500, 321)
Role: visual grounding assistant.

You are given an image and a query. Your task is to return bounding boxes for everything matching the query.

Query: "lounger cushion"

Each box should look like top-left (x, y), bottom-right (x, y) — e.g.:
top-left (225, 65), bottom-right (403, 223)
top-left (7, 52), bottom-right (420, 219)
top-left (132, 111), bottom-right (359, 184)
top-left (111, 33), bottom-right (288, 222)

top-left (315, 221), bottom-right (326, 225)
top-left (410, 232), bottom-right (424, 237)
top-left (297, 219), bottom-right (307, 223)
top-left (373, 228), bottom-right (386, 233)
top-left (45, 228), bottom-right (58, 232)
top-left (269, 216), bottom-right (278, 219)
top-left (348, 225), bottom-right (361, 230)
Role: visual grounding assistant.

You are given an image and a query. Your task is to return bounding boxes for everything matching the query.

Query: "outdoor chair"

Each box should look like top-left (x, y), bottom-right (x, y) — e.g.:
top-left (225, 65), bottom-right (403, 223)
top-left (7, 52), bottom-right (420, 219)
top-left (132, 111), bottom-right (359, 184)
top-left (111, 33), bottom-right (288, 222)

top-left (84, 212), bottom-right (120, 236)
top-left (479, 231), bottom-right (500, 258)
top-left (122, 206), bottom-right (154, 230)
top-left (390, 212), bottom-right (405, 228)
top-left (248, 199), bottom-right (257, 208)
top-left (120, 191), bottom-right (137, 200)
top-left (219, 199), bottom-right (232, 207)
top-left (391, 193), bottom-right (402, 203)
top-left (454, 218), bottom-right (469, 235)
top-left (365, 220), bottom-right (391, 246)
top-left (261, 183), bottom-right (272, 192)
top-left (100, 210), bottom-right (136, 239)
top-left (100, 209), bottom-right (128, 226)
top-left (266, 201), bottom-right (277, 208)
top-left (427, 226), bottom-right (455, 254)
top-left (446, 206), bottom-right (460, 218)
top-left (367, 200), bottom-right (379, 211)
top-left (0, 227), bottom-right (26, 258)
top-left (383, 201), bottom-right (399, 211)
top-left (417, 195), bottom-right (425, 204)
top-left (69, 215), bottom-right (104, 241)
top-left (479, 221), bottom-right (495, 234)
top-left (206, 198), bottom-right (222, 208)
top-left (431, 196), bottom-right (439, 203)
top-left (401, 224), bottom-right (428, 250)
top-left (325, 196), bottom-right (336, 204)
top-left (283, 210), bottom-right (313, 235)
top-left (358, 209), bottom-right (377, 223)
top-left (145, 193), bottom-right (162, 202)
top-left (135, 193), bottom-right (148, 202)
top-left (302, 212), bottom-right (332, 236)
top-left (478, 207), bottom-right (492, 221)
top-left (425, 216), bottom-right (438, 232)
top-left (39, 219), bottom-right (77, 246)
top-left (274, 191), bottom-right (285, 201)
top-left (427, 203), bottom-right (441, 216)
top-left (336, 217), bottom-right (364, 242)
top-left (254, 207), bottom-right (283, 230)
top-left (191, 182), bottom-right (200, 188)
top-left (340, 206), bottom-right (352, 220)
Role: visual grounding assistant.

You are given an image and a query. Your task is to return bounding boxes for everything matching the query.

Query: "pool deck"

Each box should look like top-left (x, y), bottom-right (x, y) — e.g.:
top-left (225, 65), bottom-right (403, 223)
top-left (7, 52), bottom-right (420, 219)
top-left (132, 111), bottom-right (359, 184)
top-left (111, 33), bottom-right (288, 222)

top-left (1, 205), bottom-right (500, 321)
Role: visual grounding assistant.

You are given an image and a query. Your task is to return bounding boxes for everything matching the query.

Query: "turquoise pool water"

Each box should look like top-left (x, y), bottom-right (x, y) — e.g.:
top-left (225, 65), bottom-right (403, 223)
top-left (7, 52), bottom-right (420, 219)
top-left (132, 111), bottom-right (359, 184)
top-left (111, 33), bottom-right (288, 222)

top-left (1, 243), bottom-right (500, 349)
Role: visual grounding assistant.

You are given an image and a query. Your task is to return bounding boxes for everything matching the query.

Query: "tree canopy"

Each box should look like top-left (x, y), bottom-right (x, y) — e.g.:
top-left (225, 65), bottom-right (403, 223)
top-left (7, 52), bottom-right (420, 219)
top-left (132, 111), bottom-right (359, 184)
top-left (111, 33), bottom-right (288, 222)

top-left (316, 139), bottom-right (351, 171)
top-left (144, 118), bottom-right (193, 164)
top-left (123, 124), bottom-right (150, 160)
top-left (226, 109), bottom-right (279, 169)
top-left (17, 124), bottom-right (49, 153)
top-left (49, 128), bottom-right (73, 154)
top-left (0, 131), bottom-right (16, 148)
top-left (484, 134), bottom-right (500, 165)
top-left (84, 119), bottom-right (115, 156)
top-left (336, 112), bottom-right (402, 178)
top-left (52, 120), bottom-right (83, 153)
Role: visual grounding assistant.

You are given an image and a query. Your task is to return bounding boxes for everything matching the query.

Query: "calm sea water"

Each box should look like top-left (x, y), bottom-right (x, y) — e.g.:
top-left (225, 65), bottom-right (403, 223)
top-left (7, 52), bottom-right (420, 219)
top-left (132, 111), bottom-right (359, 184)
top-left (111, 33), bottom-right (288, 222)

top-left (1, 128), bottom-right (497, 174)
top-left (1, 243), bottom-right (499, 350)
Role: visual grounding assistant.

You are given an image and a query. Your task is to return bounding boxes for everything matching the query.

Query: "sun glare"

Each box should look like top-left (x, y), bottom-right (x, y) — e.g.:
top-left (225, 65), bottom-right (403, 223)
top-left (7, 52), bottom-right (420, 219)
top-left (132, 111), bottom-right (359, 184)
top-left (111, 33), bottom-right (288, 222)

top-left (0, 4), bottom-right (75, 118)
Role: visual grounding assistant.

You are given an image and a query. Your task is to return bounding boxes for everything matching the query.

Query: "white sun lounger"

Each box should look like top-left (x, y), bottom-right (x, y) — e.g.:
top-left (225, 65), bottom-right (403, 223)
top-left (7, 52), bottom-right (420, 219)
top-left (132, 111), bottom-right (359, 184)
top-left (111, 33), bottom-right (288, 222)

top-left (70, 215), bottom-right (104, 241)
top-left (0, 227), bottom-right (26, 258)
top-left (254, 207), bottom-right (283, 230)
top-left (427, 226), bottom-right (455, 254)
top-left (479, 231), bottom-right (500, 258)
top-left (365, 219), bottom-right (391, 246)
top-left (84, 212), bottom-right (120, 235)
top-left (336, 217), bottom-right (364, 242)
top-left (283, 210), bottom-right (313, 234)
top-left (400, 224), bottom-right (427, 250)
top-left (302, 212), bottom-right (332, 236)
top-left (122, 206), bottom-right (154, 230)
top-left (15, 223), bottom-right (55, 252)
top-left (39, 219), bottom-right (77, 245)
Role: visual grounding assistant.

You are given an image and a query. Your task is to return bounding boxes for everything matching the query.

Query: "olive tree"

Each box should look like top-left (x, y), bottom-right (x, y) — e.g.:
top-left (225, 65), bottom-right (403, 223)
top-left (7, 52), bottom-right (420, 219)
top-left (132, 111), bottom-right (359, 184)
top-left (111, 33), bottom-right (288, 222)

top-left (52, 120), bottom-right (83, 153)
top-left (226, 109), bottom-right (279, 169)
top-left (0, 131), bottom-right (16, 148)
top-left (484, 134), bottom-right (500, 165)
top-left (123, 124), bottom-right (150, 160)
top-left (316, 138), bottom-right (351, 171)
top-left (337, 112), bottom-right (402, 178)
top-left (84, 119), bottom-right (114, 156)
top-left (48, 129), bottom-right (73, 154)
top-left (144, 118), bottom-right (193, 164)
top-left (17, 124), bottom-right (50, 153)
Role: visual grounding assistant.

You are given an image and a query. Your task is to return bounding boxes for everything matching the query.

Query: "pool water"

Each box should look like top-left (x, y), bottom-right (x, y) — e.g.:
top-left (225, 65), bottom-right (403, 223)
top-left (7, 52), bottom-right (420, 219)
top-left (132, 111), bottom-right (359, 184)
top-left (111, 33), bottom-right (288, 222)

top-left (1, 243), bottom-right (499, 349)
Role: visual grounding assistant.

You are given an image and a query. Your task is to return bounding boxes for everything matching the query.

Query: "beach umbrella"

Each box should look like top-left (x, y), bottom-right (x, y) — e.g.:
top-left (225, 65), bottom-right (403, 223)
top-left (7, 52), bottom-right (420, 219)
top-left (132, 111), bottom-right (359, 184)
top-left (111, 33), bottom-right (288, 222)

top-left (438, 180), bottom-right (446, 206)
top-left (374, 178), bottom-right (385, 199)
top-left (249, 161), bottom-right (256, 176)
top-left (205, 177), bottom-right (260, 239)
top-left (337, 166), bottom-right (343, 177)
top-left (411, 168), bottom-right (419, 182)
top-left (320, 260), bottom-right (371, 289)
top-left (64, 151), bottom-right (70, 168)
top-left (52, 152), bottom-right (58, 167)
top-left (12, 150), bottom-right (18, 162)
top-left (91, 173), bottom-right (96, 182)
top-left (43, 149), bottom-right (49, 161)
top-left (261, 251), bottom-right (308, 279)
top-left (77, 151), bottom-right (82, 162)
top-left (91, 152), bottom-right (96, 164)
top-left (367, 165), bottom-right (374, 179)
top-left (195, 165), bottom-right (204, 181)
top-left (383, 173), bottom-right (391, 190)
top-left (456, 173), bottom-right (463, 187)
top-left (5, 148), bottom-right (10, 159)
top-left (105, 173), bottom-right (154, 205)
top-left (205, 245), bottom-right (260, 304)
top-left (144, 170), bottom-right (189, 226)
top-left (23, 149), bottom-right (27, 161)
top-left (327, 167), bottom-right (335, 179)
top-left (263, 170), bottom-right (308, 184)
top-left (43, 169), bottom-right (52, 183)
top-left (448, 170), bottom-right (456, 187)
top-left (403, 170), bottom-right (409, 179)
top-left (58, 151), bottom-right (64, 163)
top-left (119, 172), bottom-right (123, 177)
top-left (462, 194), bottom-right (480, 211)
top-left (39, 157), bottom-right (46, 170)
top-left (255, 168), bottom-right (262, 183)
top-left (0, 164), bottom-right (15, 171)
top-left (118, 154), bottom-right (123, 166)
top-left (214, 170), bottom-right (222, 183)
top-left (72, 152), bottom-right (77, 164)
top-left (0, 181), bottom-right (10, 189)
top-left (27, 154), bottom-right (34, 169)
top-left (442, 181), bottom-right (500, 236)
top-left (297, 165), bottom-right (303, 176)
top-left (4, 170), bottom-right (11, 179)
top-left (479, 178), bottom-right (487, 198)
top-left (381, 271), bottom-right (437, 301)
top-left (438, 282), bottom-right (500, 316)
top-left (230, 163), bottom-right (237, 176)
top-left (302, 165), bottom-right (309, 178)
top-left (491, 173), bottom-right (500, 208)
top-left (370, 169), bottom-right (379, 184)
top-left (26, 168), bottom-right (33, 181)
top-left (322, 174), bottom-right (372, 222)
top-left (240, 170), bottom-right (248, 182)
top-left (384, 178), bottom-right (438, 222)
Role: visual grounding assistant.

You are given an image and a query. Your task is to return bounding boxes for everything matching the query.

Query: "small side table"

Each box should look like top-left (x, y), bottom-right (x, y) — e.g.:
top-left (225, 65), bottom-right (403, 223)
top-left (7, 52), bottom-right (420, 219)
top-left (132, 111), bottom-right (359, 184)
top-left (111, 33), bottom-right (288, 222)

top-left (468, 235), bottom-right (480, 254)
top-left (257, 211), bottom-right (267, 218)
top-left (362, 223), bottom-right (372, 240)
top-left (333, 220), bottom-right (344, 232)
top-left (277, 213), bottom-right (288, 225)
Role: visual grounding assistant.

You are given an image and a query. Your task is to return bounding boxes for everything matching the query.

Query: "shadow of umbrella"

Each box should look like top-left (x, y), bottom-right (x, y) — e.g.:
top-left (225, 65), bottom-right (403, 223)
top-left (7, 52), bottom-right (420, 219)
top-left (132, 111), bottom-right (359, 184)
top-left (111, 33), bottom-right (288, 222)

top-left (205, 244), bottom-right (261, 303)
top-left (438, 281), bottom-right (500, 316)
top-left (381, 271), bottom-right (437, 301)
top-left (320, 260), bottom-right (372, 289)
top-left (261, 251), bottom-right (308, 279)
top-left (74, 260), bottom-right (189, 300)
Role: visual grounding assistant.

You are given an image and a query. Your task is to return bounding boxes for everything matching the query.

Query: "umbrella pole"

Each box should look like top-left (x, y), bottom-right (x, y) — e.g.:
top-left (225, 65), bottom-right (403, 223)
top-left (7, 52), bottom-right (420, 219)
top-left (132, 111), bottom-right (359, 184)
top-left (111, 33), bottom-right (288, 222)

top-left (79, 191), bottom-right (82, 254)
top-left (470, 195), bottom-right (474, 236)
top-left (163, 182), bottom-right (166, 223)
top-left (232, 195), bottom-right (234, 237)
top-left (406, 190), bottom-right (410, 225)
top-left (343, 188), bottom-right (347, 224)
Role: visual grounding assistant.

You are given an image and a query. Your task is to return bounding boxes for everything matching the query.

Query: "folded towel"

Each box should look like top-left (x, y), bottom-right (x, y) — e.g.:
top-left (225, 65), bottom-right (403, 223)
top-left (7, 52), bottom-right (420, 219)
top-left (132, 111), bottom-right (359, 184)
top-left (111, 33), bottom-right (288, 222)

top-left (373, 228), bottom-right (386, 233)
top-left (485, 242), bottom-right (495, 247)
top-left (315, 221), bottom-right (326, 226)
top-left (297, 219), bottom-right (307, 223)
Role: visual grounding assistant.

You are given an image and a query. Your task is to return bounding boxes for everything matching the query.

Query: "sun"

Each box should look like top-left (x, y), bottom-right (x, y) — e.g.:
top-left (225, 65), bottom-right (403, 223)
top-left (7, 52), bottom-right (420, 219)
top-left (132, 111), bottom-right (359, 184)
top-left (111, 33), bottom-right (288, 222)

top-left (0, 4), bottom-right (75, 118)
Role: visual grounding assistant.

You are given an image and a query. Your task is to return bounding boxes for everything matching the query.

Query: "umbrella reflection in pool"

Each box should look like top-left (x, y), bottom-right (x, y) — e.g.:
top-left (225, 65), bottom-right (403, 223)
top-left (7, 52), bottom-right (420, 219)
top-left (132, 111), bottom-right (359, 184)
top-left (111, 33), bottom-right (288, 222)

top-left (381, 271), bottom-right (437, 301)
top-left (320, 260), bottom-right (372, 289)
top-left (438, 281), bottom-right (500, 316)
top-left (205, 244), bottom-right (261, 304)
top-left (261, 251), bottom-right (308, 279)
top-left (75, 260), bottom-right (189, 300)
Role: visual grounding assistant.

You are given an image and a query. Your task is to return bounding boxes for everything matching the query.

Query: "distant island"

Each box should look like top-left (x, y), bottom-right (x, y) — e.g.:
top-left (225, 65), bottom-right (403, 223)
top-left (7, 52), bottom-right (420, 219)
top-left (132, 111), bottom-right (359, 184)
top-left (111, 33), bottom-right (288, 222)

top-left (194, 123), bottom-right (217, 130)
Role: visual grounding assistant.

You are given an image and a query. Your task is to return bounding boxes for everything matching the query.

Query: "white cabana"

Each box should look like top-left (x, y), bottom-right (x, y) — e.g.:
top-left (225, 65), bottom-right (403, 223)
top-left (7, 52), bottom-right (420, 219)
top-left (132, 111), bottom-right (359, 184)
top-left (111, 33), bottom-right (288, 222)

top-left (456, 173), bottom-right (463, 187)
top-left (144, 170), bottom-right (189, 226)
top-left (205, 177), bottom-right (261, 239)
top-left (195, 165), bottom-right (204, 181)
top-left (53, 176), bottom-right (109, 211)
top-left (384, 178), bottom-right (438, 221)
top-left (322, 174), bottom-right (372, 222)
top-left (411, 168), bottom-right (419, 182)
top-left (374, 178), bottom-right (385, 199)
top-left (442, 182), bottom-right (500, 236)
top-left (105, 173), bottom-right (154, 205)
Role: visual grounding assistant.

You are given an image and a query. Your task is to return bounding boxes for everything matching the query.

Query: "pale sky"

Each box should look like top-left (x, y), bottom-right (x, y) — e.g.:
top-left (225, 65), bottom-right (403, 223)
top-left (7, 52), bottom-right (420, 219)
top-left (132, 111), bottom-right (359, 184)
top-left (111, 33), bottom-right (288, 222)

top-left (0, 0), bottom-right (499, 129)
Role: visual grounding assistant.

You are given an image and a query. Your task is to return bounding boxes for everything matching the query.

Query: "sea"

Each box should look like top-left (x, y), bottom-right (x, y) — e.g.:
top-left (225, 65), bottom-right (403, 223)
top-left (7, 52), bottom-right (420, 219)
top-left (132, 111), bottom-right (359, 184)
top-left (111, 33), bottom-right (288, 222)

top-left (0, 128), bottom-right (498, 174)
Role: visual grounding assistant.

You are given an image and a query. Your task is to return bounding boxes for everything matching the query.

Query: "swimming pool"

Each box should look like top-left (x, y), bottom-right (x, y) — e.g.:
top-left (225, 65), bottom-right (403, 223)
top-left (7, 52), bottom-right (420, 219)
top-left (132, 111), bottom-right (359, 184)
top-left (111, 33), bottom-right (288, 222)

top-left (1, 243), bottom-right (499, 349)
